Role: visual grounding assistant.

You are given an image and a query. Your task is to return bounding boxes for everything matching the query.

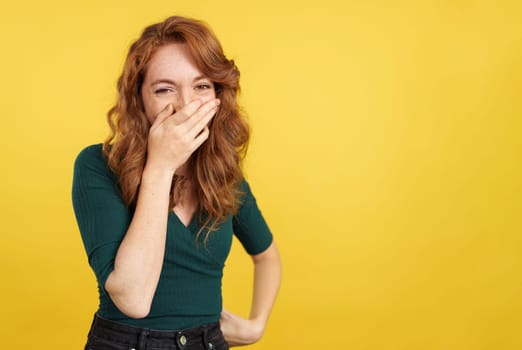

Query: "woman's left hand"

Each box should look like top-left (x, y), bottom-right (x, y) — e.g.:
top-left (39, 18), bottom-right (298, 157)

top-left (220, 309), bottom-right (264, 347)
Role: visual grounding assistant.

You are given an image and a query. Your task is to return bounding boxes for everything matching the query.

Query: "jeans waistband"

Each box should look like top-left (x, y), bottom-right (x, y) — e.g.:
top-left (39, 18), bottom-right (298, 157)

top-left (88, 313), bottom-right (223, 350)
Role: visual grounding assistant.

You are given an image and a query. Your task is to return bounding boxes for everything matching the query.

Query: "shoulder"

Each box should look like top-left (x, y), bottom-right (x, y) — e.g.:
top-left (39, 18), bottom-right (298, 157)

top-left (73, 143), bottom-right (112, 177)
top-left (238, 178), bottom-right (251, 193)
top-left (236, 178), bottom-right (260, 210)
top-left (75, 143), bottom-right (104, 164)
top-left (238, 178), bottom-right (253, 200)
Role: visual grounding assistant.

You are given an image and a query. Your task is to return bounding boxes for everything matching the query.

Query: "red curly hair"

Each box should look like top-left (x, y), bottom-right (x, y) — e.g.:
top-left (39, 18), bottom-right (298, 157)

top-left (103, 16), bottom-right (249, 237)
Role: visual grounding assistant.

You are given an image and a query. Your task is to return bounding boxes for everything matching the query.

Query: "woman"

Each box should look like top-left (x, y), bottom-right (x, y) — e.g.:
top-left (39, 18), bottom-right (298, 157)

top-left (72, 16), bottom-right (281, 350)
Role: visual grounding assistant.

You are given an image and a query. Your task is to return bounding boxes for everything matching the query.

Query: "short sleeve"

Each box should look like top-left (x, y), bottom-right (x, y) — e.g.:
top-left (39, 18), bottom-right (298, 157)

top-left (71, 144), bottom-right (131, 291)
top-left (232, 180), bottom-right (273, 255)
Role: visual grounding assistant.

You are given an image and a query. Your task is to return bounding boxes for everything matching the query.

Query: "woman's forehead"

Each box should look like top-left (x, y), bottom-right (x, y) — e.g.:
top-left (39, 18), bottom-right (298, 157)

top-left (145, 43), bottom-right (204, 82)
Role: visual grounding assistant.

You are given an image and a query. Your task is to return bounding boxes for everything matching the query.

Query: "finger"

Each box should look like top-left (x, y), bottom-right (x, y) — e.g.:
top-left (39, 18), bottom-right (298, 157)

top-left (187, 105), bottom-right (218, 139)
top-left (172, 98), bottom-right (204, 124)
top-left (192, 108), bottom-right (217, 138)
top-left (182, 98), bottom-right (220, 130)
top-left (221, 308), bottom-right (231, 317)
top-left (190, 126), bottom-right (210, 151)
top-left (151, 103), bottom-right (174, 127)
top-left (187, 110), bottom-right (216, 142)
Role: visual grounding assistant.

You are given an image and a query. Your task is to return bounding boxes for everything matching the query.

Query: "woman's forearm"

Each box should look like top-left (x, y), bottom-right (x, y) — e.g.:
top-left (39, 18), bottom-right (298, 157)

top-left (220, 241), bottom-right (281, 346)
top-left (104, 165), bottom-right (174, 318)
top-left (249, 241), bottom-right (282, 334)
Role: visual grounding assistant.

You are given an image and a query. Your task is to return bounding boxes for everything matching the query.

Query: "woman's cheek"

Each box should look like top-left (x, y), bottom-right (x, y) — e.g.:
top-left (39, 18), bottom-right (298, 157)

top-left (199, 89), bottom-right (216, 102)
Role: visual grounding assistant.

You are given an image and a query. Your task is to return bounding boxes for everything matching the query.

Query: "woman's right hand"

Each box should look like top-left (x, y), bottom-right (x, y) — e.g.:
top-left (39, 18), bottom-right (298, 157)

top-left (146, 98), bottom-right (220, 174)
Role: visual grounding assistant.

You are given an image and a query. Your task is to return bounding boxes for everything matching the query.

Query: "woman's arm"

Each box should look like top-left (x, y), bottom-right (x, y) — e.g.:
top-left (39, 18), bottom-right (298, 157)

top-left (104, 166), bottom-right (173, 318)
top-left (221, 240), bottom-right (282, 346)
top-left (104, 99), bottom-right (218, 318)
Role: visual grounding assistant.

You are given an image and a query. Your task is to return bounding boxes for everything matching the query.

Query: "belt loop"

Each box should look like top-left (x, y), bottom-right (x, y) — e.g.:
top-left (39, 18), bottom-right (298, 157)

top-left (202, 328), bottom-right (213, 350)
top-left (137, 328), bottom-right (149, 350)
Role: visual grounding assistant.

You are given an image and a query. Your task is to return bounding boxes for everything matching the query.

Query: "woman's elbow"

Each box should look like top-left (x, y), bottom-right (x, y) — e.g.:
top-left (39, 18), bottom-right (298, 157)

top-left (105, 275), bottom-right (152, 319)
top-left (117, 300), bottom-right (151, 319)
top-left (108, 291), bottom-right (152, 319)
top-left (123, 307), bottom-right (151, 319)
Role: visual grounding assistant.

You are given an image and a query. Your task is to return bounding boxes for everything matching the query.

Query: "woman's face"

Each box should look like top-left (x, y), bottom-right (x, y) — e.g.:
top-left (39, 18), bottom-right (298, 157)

top-left (140, 43), bottom-right (216, 123)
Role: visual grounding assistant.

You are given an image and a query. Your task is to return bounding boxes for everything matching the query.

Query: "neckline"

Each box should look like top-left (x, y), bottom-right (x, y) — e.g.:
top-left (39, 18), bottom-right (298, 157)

top-left (171, 210), bottom-right (194, 229)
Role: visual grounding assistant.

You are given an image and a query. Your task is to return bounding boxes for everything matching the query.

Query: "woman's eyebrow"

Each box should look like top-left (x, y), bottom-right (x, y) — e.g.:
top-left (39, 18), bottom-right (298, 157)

top-left (151, 79), bottom-right (176, 86)
top-left (151, 76), bottom-right (209, 86)
top-left (193, 75), bottom-right (210, 82)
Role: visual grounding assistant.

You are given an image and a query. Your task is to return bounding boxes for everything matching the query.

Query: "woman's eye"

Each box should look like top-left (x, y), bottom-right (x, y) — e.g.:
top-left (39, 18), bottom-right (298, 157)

top-left (155, 88), bottom-right (173, 94)
top-left (196, 84), bottom-right (213, 90)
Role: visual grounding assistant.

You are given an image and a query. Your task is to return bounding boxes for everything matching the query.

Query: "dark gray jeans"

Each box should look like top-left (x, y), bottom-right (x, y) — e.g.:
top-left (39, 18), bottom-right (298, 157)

top-left (85, 314), bottom-right (228, 350)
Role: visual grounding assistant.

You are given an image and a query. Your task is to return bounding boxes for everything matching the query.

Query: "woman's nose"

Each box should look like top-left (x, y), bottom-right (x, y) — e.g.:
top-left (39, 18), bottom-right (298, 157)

top-left (174, 89), bottom-right (195, 111)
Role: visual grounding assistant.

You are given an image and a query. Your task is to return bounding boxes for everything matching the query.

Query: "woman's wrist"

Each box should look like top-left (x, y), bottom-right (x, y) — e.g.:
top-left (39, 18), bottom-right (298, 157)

top-left (142, 163), bottom-right (176, 186)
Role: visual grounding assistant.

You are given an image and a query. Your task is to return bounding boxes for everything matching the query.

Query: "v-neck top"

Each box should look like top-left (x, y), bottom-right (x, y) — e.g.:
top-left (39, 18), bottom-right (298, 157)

top-left (72, 144), bottom-right (273, 330)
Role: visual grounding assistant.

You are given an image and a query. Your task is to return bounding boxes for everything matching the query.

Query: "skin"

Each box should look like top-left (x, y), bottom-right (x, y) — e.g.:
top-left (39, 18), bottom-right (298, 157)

top-left (104, 43), bottom-right (281, 346)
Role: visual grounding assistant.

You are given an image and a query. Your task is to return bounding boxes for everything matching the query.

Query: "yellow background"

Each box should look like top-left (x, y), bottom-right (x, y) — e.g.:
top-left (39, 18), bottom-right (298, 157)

top-left (1, 0), bottom-right (521, 348)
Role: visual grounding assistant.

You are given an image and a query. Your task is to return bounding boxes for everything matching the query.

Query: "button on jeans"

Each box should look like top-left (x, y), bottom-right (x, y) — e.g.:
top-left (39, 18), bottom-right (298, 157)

top-left (84, 314), bottom-right (229, 350)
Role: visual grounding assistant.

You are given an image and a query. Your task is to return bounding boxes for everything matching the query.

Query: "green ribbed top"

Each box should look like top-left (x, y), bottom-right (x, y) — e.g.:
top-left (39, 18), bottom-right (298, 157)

top-left (72, 144), bottom-right (273, 330)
